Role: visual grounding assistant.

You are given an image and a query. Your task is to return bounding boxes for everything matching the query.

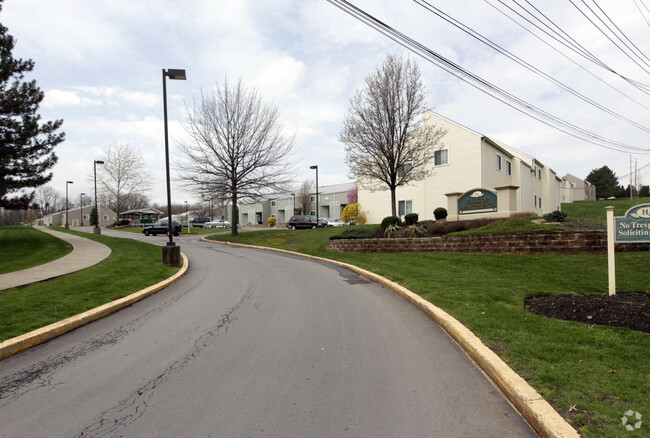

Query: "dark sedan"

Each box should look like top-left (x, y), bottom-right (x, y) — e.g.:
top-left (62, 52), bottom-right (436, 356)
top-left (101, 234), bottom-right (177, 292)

top-left (143, 220), bottom-right (182, 236)
top-left (286, 215), bottom-right (328, 230)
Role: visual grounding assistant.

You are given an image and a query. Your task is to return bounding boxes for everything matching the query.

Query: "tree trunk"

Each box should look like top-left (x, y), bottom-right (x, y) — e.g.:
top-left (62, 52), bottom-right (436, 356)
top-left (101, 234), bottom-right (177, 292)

top-left (231, 190), bottom-right (239, 237)
top-left (390, 187), bottom-right (397, 217)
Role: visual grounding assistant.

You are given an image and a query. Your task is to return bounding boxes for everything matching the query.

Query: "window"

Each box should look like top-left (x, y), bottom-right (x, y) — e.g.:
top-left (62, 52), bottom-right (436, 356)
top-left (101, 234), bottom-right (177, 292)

top-left (397, 162), bottom-right (413, 178)
top-left (534, 195), bottom-right (537, 208)
top-left (506, 160), bottom-right (512, 176)
top-left (539, 198), bottom-right (542, 209)
top-left (398, 200), bottom-right (412, 218)
top-left (310, 195), bottom-right (316, 202)
top-left (434, 149), bottom-right (448, 166)
top-left (82, 214), bottom-right (89, 220)
top-left (538, 168), bottom-right (542, 180)
top-left (496, 153), bottom-right (502, 171)
top-left (103, 215), bottom-right (109, 221)
top-left (270, 200), bottom-right (276, 207)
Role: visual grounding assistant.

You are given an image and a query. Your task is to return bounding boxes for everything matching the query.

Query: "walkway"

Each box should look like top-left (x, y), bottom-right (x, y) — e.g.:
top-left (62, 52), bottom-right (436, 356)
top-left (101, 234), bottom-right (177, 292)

top-left (0, 226), bottom-right (112, 291)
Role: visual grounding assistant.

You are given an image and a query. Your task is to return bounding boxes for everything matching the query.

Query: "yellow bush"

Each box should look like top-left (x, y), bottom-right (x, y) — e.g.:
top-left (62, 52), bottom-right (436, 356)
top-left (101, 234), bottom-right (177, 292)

top-left (342, 203), bottom-right (367, 225)
top-left (267, 216), bottom-right (277, 225)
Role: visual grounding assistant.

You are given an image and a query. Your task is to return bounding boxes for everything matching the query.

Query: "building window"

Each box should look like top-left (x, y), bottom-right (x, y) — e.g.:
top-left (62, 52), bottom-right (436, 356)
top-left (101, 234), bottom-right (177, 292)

top-left (434, 149), bottom-right (448, 166)
top-left (539, 198), bottom-right (542, 209)
top-left (310, 195), bottom-right (316, 202)
top-left (506, 160), bottom-right (512, 176)
top-left (270, 200), bottom-right (276, 207)
top-left (538, 168), bottom-right (542, 180)
top-left (534, 195), bottom-right (537, 208)
top-left (82, 214), bottom-right (89, 220)
top-left (309, 211), bottom-right (316, 216)
top-left (103, 215), bottom-right (109, 221)
top-left (397, 162), bottom-right (413, 178)
top-left (271, 214), bottom-right (276, 218)
top-left (496, 153), bottom-right (502, 171)
top-left (398, 200), bottom-right (412, 218)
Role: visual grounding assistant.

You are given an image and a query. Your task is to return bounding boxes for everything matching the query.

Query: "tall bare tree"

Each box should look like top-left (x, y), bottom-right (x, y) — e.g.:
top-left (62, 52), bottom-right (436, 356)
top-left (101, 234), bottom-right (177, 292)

top-left (340, 54), bottom-right (446, 217)
top-left (297, 179), bottom-right (312, 215)
top-left (95, 141), bottom-right (151, 214)
top-left (33, 185), bottom-right (63, 215)
top-left (178, 78), bottom-right (295, 236)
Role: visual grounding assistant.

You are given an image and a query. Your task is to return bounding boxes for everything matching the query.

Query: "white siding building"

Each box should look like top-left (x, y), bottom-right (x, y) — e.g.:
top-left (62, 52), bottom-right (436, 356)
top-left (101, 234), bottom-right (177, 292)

top-left (359, 111), bottom-right (567, 223)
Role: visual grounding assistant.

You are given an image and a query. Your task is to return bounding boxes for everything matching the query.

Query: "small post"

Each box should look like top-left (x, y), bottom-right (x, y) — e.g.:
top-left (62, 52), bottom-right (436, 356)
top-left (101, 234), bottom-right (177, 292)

top-left (606, 206), bottom-right (616, 296)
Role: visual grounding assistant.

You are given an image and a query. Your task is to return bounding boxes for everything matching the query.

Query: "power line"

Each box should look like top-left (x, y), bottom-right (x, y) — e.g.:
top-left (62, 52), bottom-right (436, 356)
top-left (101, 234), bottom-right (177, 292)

top-left (412, 0), bottom-right (650, 133)
top-left (326, 0), bottom-right (650, 154)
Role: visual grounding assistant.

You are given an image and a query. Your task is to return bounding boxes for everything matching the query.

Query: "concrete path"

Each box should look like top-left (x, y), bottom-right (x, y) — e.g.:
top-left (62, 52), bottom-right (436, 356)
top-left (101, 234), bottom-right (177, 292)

top-left (0, 226), bottom-right (112, 291)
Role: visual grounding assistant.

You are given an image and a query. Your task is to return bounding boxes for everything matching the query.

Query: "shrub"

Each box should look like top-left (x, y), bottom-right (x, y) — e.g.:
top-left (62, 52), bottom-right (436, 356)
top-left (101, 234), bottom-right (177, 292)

top-left (342, 203), bottom-right (368, 225)
top-left (543, 210), bottom-right (568, 222)
top-left (434, 207), bottom-right (448, 220)
top-left (267, 216), bottom-right (276, 227)
top-left (405, 224), bottom-right (427, 237)
top-left (420, 217), bottom-right (506, 237)
top-left (381, 216), bottom-right (400, 229)
top-left (384, 224), bottom-right (402, 238)
top-left (329, 227), bottom-right (378, 240)
top-left (404, 213), bottom-right (419, 225)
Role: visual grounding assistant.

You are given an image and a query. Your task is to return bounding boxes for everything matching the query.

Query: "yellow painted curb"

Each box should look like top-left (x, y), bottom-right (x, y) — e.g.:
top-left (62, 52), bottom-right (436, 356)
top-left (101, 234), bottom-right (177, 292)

top-left (204, 238), bottom-right (580, 438)
top-left (0, 253), bottom-right (189, 361)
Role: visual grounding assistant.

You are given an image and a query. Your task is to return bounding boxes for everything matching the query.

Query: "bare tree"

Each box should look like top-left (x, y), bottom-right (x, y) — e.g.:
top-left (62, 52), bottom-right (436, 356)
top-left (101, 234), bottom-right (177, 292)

top-left (340, 54), bottom-right (447, 217)
top-left (178, 78), bottom-right (295, 236)
top-left (297, 179), bottom-right (312, 215)
top-left (33, 185), bottom-right (63, 215)
top-left (95, 141), bottom-right (152, 214)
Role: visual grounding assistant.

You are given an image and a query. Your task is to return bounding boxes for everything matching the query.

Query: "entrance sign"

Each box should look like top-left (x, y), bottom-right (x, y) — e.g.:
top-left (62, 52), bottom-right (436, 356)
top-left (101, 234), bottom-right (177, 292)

top-left (607, 203), bottom-right (650, 296)
top-left (614, 204), bottom-right (650, 242)
top-left (458, 190), bottom-right (497, 215)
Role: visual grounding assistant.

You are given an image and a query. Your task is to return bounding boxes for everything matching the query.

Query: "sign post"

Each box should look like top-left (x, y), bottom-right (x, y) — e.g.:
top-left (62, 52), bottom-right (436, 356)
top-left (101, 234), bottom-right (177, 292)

top-left (606, 207), bottom-right (616, 296)
top-left (608, 203), bottom-right (650, 296)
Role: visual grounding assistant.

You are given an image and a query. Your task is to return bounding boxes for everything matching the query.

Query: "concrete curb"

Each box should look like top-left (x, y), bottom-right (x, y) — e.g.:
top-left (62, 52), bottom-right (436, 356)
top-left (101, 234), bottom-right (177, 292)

top-left (0, 253), bottom-right (189, 361)
top-left (204, 237), bottom-right (580, 438)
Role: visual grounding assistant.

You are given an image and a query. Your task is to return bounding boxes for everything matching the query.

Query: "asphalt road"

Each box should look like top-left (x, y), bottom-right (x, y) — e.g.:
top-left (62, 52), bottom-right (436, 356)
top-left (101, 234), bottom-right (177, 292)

top-left (0, 230), bottom-right (536, 437)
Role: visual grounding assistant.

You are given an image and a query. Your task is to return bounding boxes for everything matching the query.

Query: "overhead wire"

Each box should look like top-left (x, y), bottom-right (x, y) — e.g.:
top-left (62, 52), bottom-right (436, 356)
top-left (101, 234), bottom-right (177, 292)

top-left (412, 0), bottom-right (650, 133)
top-left (568, 0), bottom-right (650, 75)
top-left (635, 0), bottom-right (650, 28)
top-left (326, 0), bottom-right (650, 154)
top-left (489, 0), bottom-right (650, 94)
top-left (482, 0), bottom-right (650, 110)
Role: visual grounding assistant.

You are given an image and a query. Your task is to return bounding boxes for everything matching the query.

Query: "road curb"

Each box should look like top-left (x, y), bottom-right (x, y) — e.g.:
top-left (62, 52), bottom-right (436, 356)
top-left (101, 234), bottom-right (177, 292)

top-left (205, 238), bottom-right (580, 438)
top-left (0, 253), bottom-right (189, 361)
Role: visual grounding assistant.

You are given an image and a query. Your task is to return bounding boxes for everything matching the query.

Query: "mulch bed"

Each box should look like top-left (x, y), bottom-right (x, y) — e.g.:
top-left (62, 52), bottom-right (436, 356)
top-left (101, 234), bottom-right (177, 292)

top-left (524, 291), bottom-right (650, 333)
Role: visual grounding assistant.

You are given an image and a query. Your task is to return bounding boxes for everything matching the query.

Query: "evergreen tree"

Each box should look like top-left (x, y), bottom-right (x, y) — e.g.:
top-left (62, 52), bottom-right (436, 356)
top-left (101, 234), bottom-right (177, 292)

top-left (585, 166), bottom-right (619, 199)
top-left (0, 1), bottom-right (64, 209)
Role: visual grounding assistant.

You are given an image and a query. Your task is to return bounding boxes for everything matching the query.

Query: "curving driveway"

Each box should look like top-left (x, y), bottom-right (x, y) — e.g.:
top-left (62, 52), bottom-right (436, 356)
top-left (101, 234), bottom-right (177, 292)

top-left (0, 231), bottom-right (536, 437)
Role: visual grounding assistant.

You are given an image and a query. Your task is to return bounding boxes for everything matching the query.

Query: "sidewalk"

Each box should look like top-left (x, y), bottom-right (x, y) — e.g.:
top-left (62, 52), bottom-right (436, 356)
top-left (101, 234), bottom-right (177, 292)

top-left (0, 226), bottom-right (112, 291)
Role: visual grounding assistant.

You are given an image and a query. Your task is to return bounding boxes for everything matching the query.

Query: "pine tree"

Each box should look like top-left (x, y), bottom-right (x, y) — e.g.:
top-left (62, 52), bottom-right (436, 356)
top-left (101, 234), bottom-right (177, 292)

top-left (585, 166), bottom-right (618, 199)
top-left (0, 1), bottom-right (64, 209)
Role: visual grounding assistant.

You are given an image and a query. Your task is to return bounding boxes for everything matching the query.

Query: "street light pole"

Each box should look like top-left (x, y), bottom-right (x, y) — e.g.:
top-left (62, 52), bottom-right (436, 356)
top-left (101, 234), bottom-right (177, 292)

top-left (80, 193), bottom-right (85, 226)
top-left (65, 181), bottom-right (73, 228)
top-left (162, 68), bottom-right (186, 267)
top-left (310, 165), bottom-right (319, 226)
top-left (291, 193), bottom-right (295, 215)
top-left (94, 160), bottom-right (104, 234)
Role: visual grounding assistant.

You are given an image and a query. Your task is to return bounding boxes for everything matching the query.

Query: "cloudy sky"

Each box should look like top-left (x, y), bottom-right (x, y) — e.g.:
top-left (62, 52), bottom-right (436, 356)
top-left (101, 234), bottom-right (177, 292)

top-left (3, 0), bottom-right (650, 206)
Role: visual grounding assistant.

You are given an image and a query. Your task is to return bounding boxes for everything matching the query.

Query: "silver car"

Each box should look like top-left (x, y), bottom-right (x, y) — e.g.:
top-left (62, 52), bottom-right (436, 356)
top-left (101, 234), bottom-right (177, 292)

top-left (205, 219), bottom-right (231, 228)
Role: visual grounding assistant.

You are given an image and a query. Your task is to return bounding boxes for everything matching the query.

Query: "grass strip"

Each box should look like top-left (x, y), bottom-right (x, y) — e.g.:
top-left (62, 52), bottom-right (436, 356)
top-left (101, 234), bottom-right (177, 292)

top-left (0, 228), bottom-right (179, 342)
top-left (206, 226), bottom-right (649, 438)
top-left (0, 226), bottom-right (72, 274)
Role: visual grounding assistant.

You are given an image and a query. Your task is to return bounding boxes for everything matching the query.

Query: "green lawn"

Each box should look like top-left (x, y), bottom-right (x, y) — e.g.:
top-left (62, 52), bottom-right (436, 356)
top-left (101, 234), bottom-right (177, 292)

top-left (205, 225), bottom-right (649, 438)
top-left (0, 226), bottom-right (72, 274)
top-left (0, 228), bottom-right (179, 341)
top-left (562, 196), bottom-right (650, 220)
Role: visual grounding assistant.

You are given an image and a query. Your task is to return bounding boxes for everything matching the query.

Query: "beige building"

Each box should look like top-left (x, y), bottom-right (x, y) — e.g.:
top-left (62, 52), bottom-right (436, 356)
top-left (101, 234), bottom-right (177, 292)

top-left (561, 173), bottom-right (596, 203)
top-left (359, 111), bottom-right (569, 223)
top-left (39, 203), bottom-right (117, 227)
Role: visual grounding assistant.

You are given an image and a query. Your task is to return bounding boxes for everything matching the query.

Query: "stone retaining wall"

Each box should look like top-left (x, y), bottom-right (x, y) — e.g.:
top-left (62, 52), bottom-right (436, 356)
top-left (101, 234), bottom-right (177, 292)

top-left (329, 231), bottom-right (650, 255)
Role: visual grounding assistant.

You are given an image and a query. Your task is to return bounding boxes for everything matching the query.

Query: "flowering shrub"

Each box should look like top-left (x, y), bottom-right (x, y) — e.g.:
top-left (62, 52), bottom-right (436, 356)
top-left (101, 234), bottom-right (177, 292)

top-left (342, 203), bottom-right (367, 225)
top-left (267, 216), bottom-right (276, 227)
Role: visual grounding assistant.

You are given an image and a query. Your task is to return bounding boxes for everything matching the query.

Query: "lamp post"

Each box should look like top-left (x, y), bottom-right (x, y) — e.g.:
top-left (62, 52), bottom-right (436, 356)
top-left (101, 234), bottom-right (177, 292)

top-left (94, 160), bottom-right (104, 234)
top-left (80, 193), bottom-right (85, 226)
top-left (291, 193), bottom-right (295, 215)
top-left (310, 165), bottom-right (319, 225)
top-left (162, 68), bottom-right (186, 267)
top-left (65, 181), bottom-right (73, 228)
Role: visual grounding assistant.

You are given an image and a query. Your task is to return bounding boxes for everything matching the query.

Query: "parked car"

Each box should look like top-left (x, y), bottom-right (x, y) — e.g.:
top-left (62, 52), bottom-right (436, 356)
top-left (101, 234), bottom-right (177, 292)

top-left (326, 219), bottom-right (348, 227)
top-left (142, 220), bottom-right (181, 236)
top-left (286, 215), bottom-right (327, 230)
top-left (205, 219), bottom-right (231, 228)
top-left (190, 217), bottom-right (210, 227)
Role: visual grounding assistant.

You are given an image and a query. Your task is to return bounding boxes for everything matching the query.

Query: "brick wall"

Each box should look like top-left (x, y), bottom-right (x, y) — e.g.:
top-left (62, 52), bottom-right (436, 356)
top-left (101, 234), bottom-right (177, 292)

top-left (329, 231), bottom-right (650, 255)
